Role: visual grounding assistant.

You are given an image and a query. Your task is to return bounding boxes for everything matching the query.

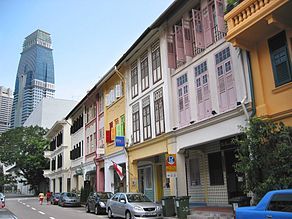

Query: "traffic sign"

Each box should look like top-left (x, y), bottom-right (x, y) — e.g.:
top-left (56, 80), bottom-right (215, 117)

top-left (166, 154), bottom-right (177, 178)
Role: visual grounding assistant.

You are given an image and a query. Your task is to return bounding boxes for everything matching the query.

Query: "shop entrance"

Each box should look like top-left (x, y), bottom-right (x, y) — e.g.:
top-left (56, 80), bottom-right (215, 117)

top-left (224, 149), bottom-right (244, 199)
top-left (138, 165), bottom-right (154, 201)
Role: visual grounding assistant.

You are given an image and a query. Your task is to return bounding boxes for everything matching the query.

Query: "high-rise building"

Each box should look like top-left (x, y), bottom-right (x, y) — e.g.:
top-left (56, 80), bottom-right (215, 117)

top-left (11, 29), bottom-right (55, 127)
top-left (0, 86), bottom-right (13, 134)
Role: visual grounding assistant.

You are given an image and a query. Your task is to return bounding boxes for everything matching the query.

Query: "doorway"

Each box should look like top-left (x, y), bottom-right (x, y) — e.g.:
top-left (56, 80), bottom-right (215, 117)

top-left (224, 149), bottom-right (244, 199)
top-left (138, 165), bottom-right (154, 201)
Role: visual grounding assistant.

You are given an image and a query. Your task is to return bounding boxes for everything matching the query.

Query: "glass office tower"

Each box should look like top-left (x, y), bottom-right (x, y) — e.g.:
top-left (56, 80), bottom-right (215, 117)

top-left (11, 29), bottom-right (55, 127)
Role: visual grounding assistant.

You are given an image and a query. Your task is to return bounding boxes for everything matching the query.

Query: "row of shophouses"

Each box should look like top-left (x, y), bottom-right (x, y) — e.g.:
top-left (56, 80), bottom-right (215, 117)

top-left (44, 0), bottom-right (292, 207)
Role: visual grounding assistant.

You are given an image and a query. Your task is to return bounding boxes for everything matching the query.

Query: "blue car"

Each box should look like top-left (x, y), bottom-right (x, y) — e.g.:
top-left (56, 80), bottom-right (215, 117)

top-left (235, 189), bottom-right (292, 219)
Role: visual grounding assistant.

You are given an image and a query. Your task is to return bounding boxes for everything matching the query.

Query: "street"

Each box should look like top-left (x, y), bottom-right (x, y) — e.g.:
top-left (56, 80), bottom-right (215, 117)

top-left (2, 198), bottom-right (108, 219)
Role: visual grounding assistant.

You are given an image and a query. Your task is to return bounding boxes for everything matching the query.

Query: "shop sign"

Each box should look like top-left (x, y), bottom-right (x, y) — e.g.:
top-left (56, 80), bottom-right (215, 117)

top-left (115, 136), bottom-right (125, 147)
top-left (166, 154), bottom-right (177, 178)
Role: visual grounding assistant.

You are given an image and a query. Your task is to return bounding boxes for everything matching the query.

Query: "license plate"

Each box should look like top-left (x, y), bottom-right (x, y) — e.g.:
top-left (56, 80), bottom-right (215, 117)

top-left (146, 212), bottom-right (156, 216)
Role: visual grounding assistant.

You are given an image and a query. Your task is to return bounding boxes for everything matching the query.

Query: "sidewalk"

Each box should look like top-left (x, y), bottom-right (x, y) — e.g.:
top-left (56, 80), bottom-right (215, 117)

top-left (164, 206), bottom-right (234, 219)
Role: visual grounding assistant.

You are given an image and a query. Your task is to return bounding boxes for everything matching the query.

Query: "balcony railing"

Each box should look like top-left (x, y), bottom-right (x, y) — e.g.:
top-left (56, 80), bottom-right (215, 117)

top-left (225, 0), bottom-right (288, 33)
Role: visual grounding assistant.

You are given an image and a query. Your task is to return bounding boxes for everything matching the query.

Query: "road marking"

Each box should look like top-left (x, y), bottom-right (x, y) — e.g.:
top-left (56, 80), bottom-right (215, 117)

top-left (22, 203), bottom-right (26, 205)
top-left (49, 217), bottom-right (55, 219)
top-left (26, 205), bottom-right (30, 207)
top-left (31, 207), bottom-right (36, 210)
top-left (38, 211), bottom-right (45, 215)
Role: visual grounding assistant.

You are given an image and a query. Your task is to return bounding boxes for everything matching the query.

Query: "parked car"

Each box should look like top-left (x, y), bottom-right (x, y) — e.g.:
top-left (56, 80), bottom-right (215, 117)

top-left (58, 192), bottom-right (81, 207)
top-left (235, 189), bottom-right (292, 219)
top-left (0, 193), bottom-right (5, 207)
top-left (106, 192), bottom-right (163, 219)
top-left (86, 192), bottom-right (113, 214)
top-left (50, 193), bottom-right (60, 205)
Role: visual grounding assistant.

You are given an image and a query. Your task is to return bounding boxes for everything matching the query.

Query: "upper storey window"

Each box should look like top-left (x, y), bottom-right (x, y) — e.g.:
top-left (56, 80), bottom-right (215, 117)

top-left (131, 61), bottom-right (139, 99)
top-left (268, 31), bottom-right (292, 87)
top-left (194, 61), bottom-right (212, 120)
top-left (215, 47), bottom-right (237, 112)
top-left (177, 73), bottom-right (190, 126)
top-left (154, 88), bottom-right (165, 136)
top-left (70, 114), bottom-right (83, 134)
top-left (152, 41), bottom-right (162, 84)
top-left (105, 82), bottom-right (123, 107)
top-left (167, 0), bottom-right (226, 69)
top-left (140, 52), bottom-right (149, 91)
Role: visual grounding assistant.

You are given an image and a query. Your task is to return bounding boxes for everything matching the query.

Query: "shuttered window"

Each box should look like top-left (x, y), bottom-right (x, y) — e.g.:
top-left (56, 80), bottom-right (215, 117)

top-left (132, 103), bottom-right (140, 144)
top-left (268, 31), bottom-right (292, 87)
top-left (142, 96), bottom-right (152, 140)
top-left (154, 88), bottom-right (165, 136)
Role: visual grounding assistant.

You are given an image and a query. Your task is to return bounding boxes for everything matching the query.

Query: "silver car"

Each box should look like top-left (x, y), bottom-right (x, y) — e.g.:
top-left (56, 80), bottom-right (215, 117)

top-left (106, 193), bottom-right (163, 219)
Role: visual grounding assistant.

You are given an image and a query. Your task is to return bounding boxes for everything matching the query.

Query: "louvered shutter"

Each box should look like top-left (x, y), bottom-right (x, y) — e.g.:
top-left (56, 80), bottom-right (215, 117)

top-left (175, 25), bottom-right (186, 63)
top-left (217, 67), bottom-right (228, 112)
top-left (215, 0), bottom-right (225, 33)
top-left (201, 0), bottom-right (213, 47)
top-left (202, 75), bottom-right (212, 118)
top-left (106, 130), bottom-right (111, 143)
top-left (182, 19), bottom-right (193, 57)
top-left (192, 9), bottom-right (205, 50)
top-left (167, 34), bottom-right (176, 69)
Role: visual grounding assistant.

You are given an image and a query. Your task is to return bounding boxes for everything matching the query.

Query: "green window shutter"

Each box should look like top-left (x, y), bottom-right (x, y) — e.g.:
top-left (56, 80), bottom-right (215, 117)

top-left (116, 124), bottom-right (121, 136)
top-left (268, 31), bottom-right (292, 87)
top-left (120, 115), bottom-right (125, 136)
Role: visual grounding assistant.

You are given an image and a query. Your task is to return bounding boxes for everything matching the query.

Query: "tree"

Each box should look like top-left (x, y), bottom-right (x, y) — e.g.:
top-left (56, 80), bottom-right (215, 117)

top-left (0, 126), bottom-right (49, 194)
top-left (0, 164), bottom-right (17, 192)
top-left (234, 117), bottom-right (292, 203)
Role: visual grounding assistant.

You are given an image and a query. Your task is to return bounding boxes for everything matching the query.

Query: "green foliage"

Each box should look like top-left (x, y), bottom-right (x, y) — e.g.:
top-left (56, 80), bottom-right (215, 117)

top-left (0, 126), bottom-right (49, 194)
top-left (234, 117), bottom-right (292, 203)
top-left (0, 165), bottom-right (17, 192)
top-left (80, 185), bottom-right (93, 203)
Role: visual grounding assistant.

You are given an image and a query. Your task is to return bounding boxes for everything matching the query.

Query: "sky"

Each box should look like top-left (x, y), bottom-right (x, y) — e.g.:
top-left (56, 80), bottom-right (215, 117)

top-left (0, 0), bottom-right (174, 101)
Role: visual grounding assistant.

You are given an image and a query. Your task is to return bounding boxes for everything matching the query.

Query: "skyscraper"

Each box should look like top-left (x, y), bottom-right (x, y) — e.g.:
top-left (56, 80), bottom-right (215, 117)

top-left (11, 29), bottom-right (55, 127)
top-left (0, 86), bottom-right (13, 134)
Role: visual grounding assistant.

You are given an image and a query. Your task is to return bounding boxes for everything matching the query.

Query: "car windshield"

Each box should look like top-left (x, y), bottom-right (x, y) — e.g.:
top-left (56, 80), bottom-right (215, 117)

top-left (54, 194), bottom-right (60, 198)
top-left (98, 193), bottom-right (113, 199)
top-left (0, 193), bottom-right (4, 197)
top-left (126, 194), bottom-right (151, 203)
top-left (66, 193), bottom-right (77, 198)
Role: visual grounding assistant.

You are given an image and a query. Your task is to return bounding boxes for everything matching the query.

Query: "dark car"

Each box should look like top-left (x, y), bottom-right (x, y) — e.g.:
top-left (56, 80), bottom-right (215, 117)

top-left (58, 192), bottom-right (81, 207)
top-left (86, 192), bottom-right (113, 214)
top-left (50, 193), bottom-right (60, 205)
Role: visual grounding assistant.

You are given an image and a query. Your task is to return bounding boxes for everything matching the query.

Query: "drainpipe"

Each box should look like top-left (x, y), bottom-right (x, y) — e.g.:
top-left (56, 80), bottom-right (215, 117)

top-left (246, 51), bottom-right (256, 117)
top-left (239, 48), bottom-right (249, 120)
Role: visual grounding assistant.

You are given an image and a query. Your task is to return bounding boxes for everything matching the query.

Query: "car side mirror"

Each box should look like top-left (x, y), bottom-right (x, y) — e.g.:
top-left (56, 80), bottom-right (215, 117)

top-left (120, 199), bottom-right (126, 203)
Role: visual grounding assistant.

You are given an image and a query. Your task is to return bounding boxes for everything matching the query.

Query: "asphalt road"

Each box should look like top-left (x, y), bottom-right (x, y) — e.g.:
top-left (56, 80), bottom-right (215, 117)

top-left (3, 198), bottom-right (108, 219)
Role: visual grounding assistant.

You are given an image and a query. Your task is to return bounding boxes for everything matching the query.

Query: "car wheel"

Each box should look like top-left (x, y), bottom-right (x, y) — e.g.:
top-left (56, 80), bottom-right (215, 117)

top-left (126, 211), bottom-right (131, 219)
top-left (95, 206), bottom-right (99, 215)
top-left (108, 208), bottom-right (113, 218)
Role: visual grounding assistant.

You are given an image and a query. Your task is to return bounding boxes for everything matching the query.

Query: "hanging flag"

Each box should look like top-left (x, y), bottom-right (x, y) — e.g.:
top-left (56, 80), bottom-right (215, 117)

top-left (112, 161), bottom-right (124, 181)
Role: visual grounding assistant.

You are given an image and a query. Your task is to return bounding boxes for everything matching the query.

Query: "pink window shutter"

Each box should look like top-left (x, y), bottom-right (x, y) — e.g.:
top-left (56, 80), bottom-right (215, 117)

top-left (203, 82), bottom-right (212, 118)
top-left (218, 74), bottom-right (228, 112)
top-left (182, 19), bottom-right (193, 57)
top-left (167, 34), bottom-right (176, 69)
top-left (197, 87), bottom-right (205, 120)
top-left (192, 9), bottom-right (205, 49)
top-left (174, 25), bottom-right (186, 63)
top-left (201, 0), bottom-right (213, 48)
top-left (184, 87), bottom-right (191, 123)
top-left (226, 74), bottom-right (237, 108)
top-left (215, 0), bottom-right (226, 33)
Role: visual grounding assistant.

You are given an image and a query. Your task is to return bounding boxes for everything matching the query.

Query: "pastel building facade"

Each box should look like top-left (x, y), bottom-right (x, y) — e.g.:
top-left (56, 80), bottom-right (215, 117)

top-left (225, 0), bottom-right (292, 126)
